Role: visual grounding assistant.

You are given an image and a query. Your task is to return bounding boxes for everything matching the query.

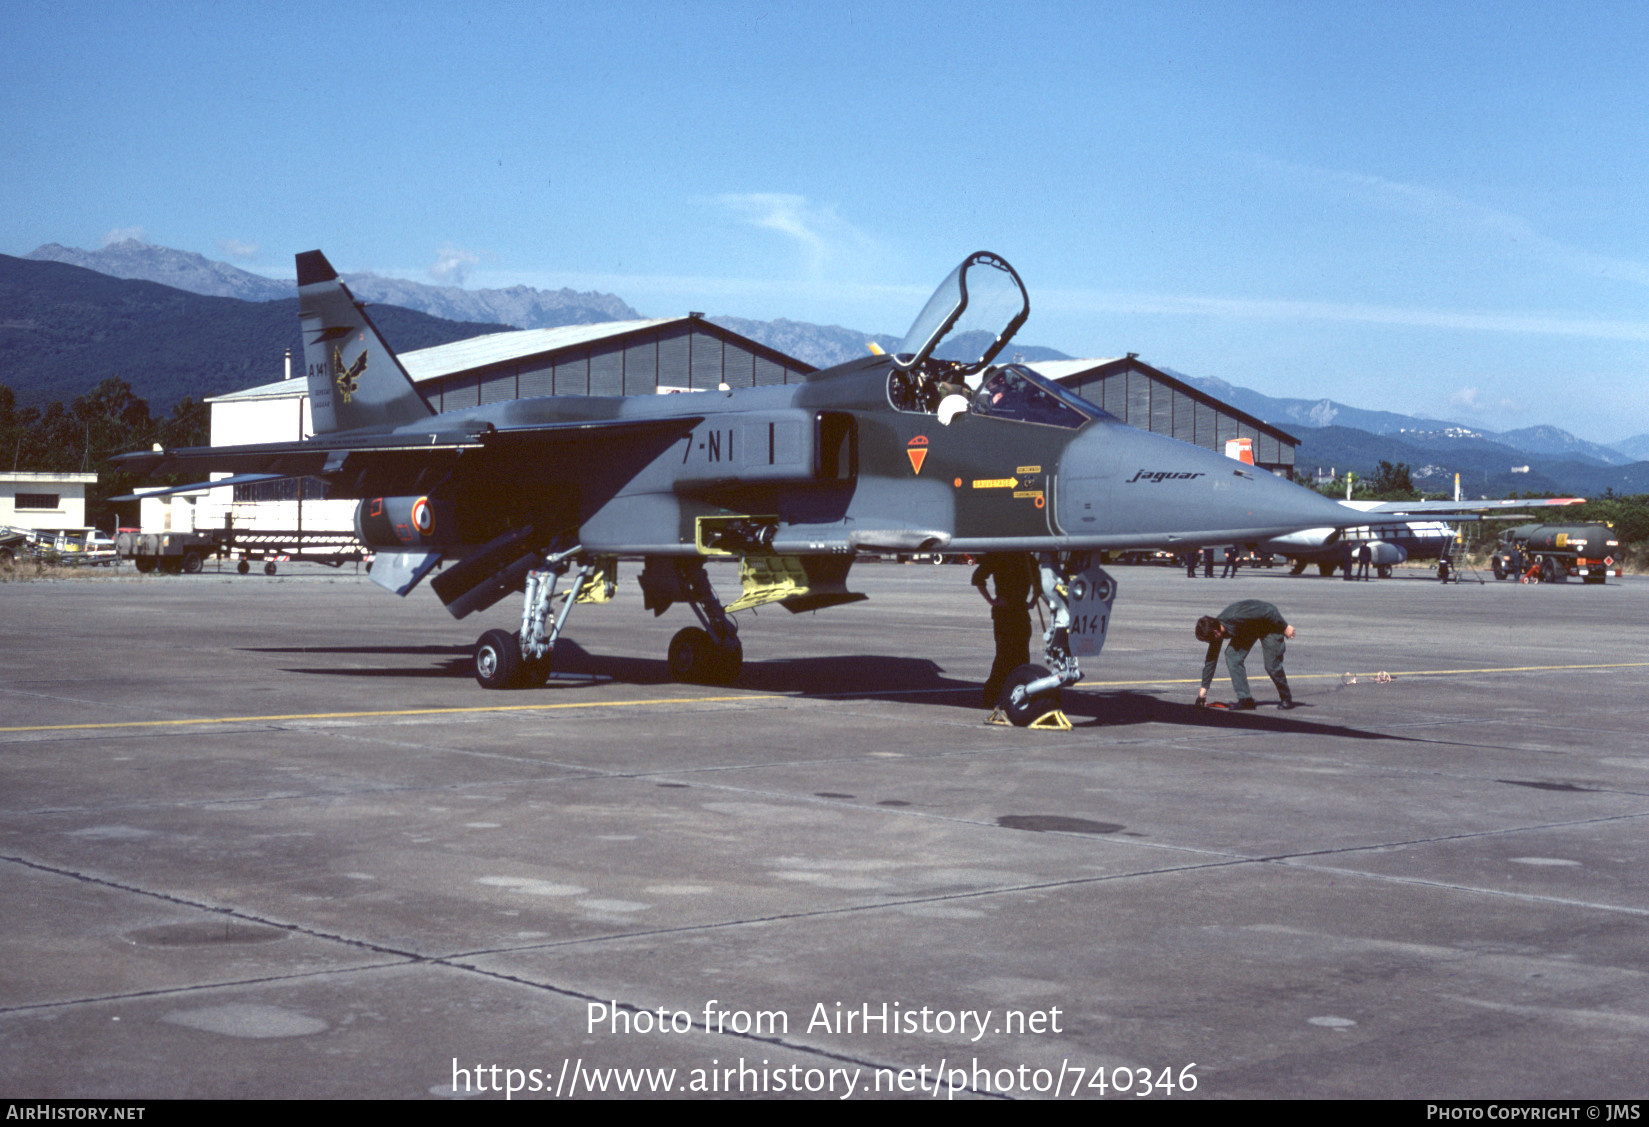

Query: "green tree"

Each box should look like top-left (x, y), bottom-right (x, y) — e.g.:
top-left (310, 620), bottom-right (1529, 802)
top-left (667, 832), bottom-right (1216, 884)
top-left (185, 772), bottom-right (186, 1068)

top-left (1366, 460), bottom-right (1419, 500)
top-left (0, 379), bottom-right (212, 530)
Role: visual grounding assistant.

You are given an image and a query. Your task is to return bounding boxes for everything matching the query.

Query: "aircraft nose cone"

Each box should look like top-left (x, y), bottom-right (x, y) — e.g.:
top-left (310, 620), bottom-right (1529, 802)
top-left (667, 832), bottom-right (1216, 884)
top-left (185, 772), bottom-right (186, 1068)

top-left (1055, 423), bottom-right (1354, 544)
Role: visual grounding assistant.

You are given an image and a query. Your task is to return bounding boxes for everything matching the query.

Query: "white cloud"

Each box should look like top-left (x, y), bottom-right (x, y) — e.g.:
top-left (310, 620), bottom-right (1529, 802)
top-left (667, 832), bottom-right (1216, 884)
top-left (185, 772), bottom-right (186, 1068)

top-left (218, 238), bottom-right (259, 260)
top-left (1448, 387), bottom-right (1522, 415)
top-left (428, 242), bottom-right (483, 285)
top-left (710, 193), bottom-right (876, 273)
top-left (101, 226), bottom-right (146, 246)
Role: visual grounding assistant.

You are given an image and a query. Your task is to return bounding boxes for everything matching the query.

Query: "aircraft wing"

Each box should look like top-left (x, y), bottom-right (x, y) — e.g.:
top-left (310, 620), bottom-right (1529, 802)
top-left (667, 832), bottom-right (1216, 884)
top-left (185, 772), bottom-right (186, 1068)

top-left (1348, 497), bottom-right (1586, 520)
top-left (114, 416), bottom-right (704, 483)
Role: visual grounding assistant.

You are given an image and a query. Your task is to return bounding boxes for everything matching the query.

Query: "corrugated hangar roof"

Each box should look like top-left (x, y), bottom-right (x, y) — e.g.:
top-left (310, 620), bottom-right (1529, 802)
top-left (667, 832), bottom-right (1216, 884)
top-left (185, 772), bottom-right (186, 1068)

top-left (398, 319), bottom-right (679, 382)
top-left (1026, 358), bottom-right (1127, 382)
top-left (211, 316), bottom-right (716, 403)
top-left (1031, 355), bottom-right (1298, 471)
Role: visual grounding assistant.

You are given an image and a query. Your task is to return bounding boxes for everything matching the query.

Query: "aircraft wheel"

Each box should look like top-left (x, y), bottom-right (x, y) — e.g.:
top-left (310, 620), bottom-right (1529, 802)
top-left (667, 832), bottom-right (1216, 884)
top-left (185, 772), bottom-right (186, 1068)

top-left (517, 632), bottom-right (555, 686)
top-left (521, 654), bottom-right (554, 686)
top-left (669, 627), bottom-right (741, 684)
top-left (474, 628), bottom-right (523, 689)
top-left (134, 556), bottom-right (155, 574)
top-left (1377, 565), bottom-right (1392, 579)
top-left (264, 561), bottom-right (278, 576)
top-left (710, 635), bottom-right (742, 684)
top-left (1317, 562), bottom-right (1336, 577)
top-left (236, 560), bottom-right (250, 575)
top-left (181, 551), bottom-right (203, 574)
top-left (1288, 559), bottom-right (1307, 576)
top-left (1000, 663), bottom-right (1059, 728)
top-left (668, 627), bottom-right (712, 682)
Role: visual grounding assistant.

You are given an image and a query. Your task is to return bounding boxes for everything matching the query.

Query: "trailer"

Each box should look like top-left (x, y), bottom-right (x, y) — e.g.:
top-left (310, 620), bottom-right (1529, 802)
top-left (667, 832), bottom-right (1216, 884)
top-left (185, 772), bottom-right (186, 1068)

top-left (1490, 523), bottom-right (1619, 584)
top-left (115, 523), bottom-right (364, 575)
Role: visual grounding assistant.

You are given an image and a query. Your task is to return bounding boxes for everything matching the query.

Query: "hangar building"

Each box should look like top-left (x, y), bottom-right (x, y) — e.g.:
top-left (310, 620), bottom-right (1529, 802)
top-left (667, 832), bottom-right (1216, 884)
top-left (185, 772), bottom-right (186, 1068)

top-left (168, 316), bottom-right (817, 538)
top-left (1031, 356), bottom-right (1298, 477)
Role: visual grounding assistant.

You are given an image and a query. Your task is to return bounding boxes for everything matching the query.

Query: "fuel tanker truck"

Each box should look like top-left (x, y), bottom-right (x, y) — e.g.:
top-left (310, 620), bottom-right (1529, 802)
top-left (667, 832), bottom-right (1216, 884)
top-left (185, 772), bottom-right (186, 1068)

top-left (1490, 523), bottom-right (1619, 584)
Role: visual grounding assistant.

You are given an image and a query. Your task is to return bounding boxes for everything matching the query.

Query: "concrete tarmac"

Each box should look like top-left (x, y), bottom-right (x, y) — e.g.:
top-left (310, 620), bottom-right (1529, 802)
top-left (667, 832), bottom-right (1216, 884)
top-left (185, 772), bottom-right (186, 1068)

top-left (2, 561), bottom-right (1646, 1099)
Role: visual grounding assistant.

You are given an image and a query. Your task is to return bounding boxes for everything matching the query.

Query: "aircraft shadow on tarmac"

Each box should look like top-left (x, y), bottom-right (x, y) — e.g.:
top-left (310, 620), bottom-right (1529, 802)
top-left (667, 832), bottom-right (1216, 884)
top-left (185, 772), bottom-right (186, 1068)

top-left (254, 641), bottom-right (1406, 742)
top-left (1054, 690), bottom-right (1406, 740)
top-left (265, 641), bottom-right (966, 693)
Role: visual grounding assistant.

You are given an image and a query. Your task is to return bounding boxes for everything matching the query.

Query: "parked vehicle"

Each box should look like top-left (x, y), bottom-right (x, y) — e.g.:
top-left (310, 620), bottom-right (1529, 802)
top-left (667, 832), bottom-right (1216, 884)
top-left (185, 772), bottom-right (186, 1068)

top-left (1490, 523), bottom-right (1619, 584)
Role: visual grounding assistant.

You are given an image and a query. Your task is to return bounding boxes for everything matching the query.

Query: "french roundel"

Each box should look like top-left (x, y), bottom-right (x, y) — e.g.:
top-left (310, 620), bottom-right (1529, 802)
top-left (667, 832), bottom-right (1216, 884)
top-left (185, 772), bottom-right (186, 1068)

top-left (411, 497), bottom-right (434, 535)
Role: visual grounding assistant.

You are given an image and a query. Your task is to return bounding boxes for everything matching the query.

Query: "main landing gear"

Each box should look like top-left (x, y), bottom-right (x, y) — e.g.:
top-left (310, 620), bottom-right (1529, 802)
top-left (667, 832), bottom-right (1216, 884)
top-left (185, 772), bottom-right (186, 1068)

top-left (473, 548), bottom-right (602, 689)
top-left (647, 559), bottom-right (742, 685)
top-left (471, 553), bottom-right (742, 689)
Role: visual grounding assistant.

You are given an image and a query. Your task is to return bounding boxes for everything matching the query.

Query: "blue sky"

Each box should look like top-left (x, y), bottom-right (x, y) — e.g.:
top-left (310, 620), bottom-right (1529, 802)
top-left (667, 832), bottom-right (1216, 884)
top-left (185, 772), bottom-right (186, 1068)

top-left (4, 1), bottom-right (1645, 441)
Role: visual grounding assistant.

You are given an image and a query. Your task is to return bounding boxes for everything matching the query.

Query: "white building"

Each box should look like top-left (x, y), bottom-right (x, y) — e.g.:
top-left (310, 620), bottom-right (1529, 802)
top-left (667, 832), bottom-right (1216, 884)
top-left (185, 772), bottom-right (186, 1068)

top-left (0, 471), bottom-right (98, 532)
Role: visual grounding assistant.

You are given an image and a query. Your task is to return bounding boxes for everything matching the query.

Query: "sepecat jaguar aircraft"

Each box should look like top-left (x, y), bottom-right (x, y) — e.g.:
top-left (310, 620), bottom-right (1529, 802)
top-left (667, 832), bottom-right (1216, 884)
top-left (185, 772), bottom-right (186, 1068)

top-left (119, 249), bottom-right (1365, 724)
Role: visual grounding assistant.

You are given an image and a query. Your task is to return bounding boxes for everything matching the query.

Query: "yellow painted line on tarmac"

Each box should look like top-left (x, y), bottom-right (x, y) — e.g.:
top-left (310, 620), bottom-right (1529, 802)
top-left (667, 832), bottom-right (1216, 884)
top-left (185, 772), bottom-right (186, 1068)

top-left (5, 661), bottom-right (1647, 735)
top-left (0, 695), bottom-right (751, 734)
top-left (1073, 660), bottom-right (1649, 689)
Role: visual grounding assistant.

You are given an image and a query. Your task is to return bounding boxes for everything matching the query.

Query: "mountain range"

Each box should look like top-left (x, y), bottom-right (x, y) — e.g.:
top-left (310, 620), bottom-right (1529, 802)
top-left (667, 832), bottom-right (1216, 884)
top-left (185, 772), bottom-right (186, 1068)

top-left (26, 241), bottom-right (639, 330)
top-left (12, 239), bottom-right (1648, 495)
top-left (0, 254), bottom-right (507, 409)
top-left (1172, 371), bottom-right (1639, 467)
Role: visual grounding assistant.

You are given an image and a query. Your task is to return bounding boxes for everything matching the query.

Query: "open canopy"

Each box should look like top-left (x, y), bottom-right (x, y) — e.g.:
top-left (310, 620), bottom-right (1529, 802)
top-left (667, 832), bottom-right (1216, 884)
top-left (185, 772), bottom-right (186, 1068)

top-left (894, 251), bottom-right (1030, 376)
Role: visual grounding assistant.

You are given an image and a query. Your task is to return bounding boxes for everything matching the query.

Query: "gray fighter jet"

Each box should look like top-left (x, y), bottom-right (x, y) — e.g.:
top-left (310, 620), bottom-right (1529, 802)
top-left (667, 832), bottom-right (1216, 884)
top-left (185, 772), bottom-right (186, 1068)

top-left (119, 249), bottom-right (1362, 723)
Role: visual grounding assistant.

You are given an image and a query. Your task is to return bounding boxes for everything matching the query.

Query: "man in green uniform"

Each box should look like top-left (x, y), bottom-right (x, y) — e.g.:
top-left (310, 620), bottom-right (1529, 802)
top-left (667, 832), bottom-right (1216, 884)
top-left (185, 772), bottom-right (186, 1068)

top-left (1195, 599), bottom-right (1296, 710)
top-left (972, 552), bottom-right (1038, 707)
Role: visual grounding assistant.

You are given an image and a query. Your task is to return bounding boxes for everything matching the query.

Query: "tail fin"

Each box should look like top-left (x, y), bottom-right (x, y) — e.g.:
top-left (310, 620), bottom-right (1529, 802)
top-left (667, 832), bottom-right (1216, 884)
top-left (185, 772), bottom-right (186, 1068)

top-left (297, 250), bottom-right (434, 434)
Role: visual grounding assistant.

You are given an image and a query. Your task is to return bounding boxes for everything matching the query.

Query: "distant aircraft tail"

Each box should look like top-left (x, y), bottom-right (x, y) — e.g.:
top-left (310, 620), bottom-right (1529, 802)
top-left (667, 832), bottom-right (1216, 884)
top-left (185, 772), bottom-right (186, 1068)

top-left (297, 250), bottom-right (434, 434)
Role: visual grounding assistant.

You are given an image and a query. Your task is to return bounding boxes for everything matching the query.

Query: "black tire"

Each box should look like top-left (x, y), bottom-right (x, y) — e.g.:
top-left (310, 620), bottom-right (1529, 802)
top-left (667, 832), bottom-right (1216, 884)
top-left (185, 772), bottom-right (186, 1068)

top-left (1542, 557), bottom-right (1558, 583)
top-left (518, 632), bottom-right (554, 686)
top-left (669, 627), bottom-right (714, 683)
top-left (1001, 663), bottom-right (1060, 727)
top-left (181, 551), bottom-right (203, 575)
top-left (1317, 562), bottom-right (1336, 577)
top-left (1492, 558), bottom-right (1506, 580)
top-left (134, 556), bottom-right (155, 573)
top-left (264, 561), bottom-right (277, 576)
top-left (710, 635), bottom-right (743, 683)
top-left (236, 560), bottom-right (250, 575)
top-left (1288, 559), bottom-right (1307, 576)
top-left (521, 653), bottom-right (554, 686)
top-left (669, 627), bottom-right (742, 684)
top-left (474, 628), bottom-right (522, 689)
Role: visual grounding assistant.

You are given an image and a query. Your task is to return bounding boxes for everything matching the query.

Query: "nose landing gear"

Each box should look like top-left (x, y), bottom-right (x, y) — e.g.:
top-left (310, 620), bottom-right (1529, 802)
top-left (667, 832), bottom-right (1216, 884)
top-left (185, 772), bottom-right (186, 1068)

top-left (990, 553), bottom-right (1116, 729)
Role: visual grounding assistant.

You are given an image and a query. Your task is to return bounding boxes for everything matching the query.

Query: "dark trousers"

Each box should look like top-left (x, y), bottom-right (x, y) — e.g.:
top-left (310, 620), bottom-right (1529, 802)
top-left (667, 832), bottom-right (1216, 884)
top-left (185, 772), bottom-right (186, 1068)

top-left (984, 604), bottom-right (1032, 704)
top-left (1227, 634), bottom-right (1290, 702)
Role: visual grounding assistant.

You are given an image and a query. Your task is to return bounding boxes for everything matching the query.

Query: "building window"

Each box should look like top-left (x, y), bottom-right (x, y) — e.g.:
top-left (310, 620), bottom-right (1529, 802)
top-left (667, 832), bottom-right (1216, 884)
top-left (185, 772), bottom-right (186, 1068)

top-left (15, 493), bottom-right (60, 510)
